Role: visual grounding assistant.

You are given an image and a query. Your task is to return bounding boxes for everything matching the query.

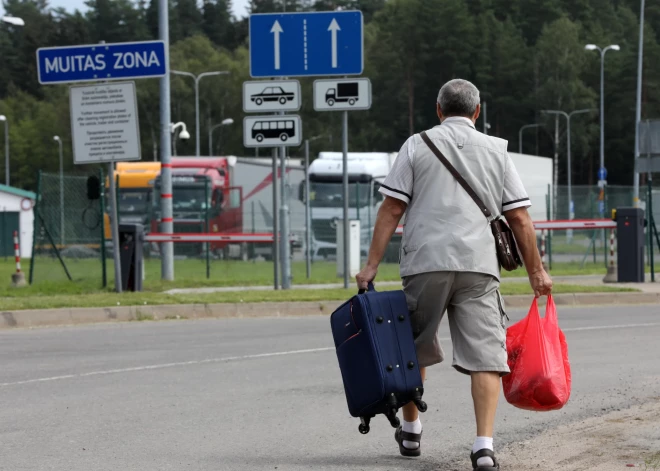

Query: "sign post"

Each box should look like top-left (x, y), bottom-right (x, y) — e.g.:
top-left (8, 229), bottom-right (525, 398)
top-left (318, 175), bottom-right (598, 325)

top-left (242, 79), bottom-right (301, 289)
top-left (248, 11), bottom-right (364, 289)
top-left (36, 39), bottom-right (167, 291)
top-left (248, 10), bottom-right (365, 290)
top-left (313, 81), bottom-right (371, 289)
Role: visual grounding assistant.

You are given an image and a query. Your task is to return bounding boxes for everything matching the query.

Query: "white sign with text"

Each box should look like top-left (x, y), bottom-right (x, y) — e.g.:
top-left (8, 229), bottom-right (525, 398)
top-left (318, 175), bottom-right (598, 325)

top-left (70, 81), bottom-right (141, 164)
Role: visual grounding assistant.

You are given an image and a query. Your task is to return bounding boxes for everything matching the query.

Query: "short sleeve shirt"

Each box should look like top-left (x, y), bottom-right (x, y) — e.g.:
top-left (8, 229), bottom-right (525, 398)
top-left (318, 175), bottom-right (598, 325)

top-left (379, 117), bottom-right (531, 213)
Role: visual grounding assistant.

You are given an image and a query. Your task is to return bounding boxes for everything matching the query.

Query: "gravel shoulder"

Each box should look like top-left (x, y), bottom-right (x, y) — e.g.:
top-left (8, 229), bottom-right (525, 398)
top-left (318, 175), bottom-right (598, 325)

top-left (498, 398), bottom-right (660, 470)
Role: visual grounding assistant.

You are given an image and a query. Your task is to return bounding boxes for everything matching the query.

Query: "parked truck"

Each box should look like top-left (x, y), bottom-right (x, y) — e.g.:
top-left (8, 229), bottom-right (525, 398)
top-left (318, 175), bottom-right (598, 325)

top-left (299, 150), bottom-right (553, 263)
top-left (300, 152), bottom-right (402, 262)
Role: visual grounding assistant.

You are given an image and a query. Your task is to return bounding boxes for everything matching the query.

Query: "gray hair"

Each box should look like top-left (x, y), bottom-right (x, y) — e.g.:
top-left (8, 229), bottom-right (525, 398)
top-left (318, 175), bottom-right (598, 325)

top-left (437, 79), bottom-right (480, 117)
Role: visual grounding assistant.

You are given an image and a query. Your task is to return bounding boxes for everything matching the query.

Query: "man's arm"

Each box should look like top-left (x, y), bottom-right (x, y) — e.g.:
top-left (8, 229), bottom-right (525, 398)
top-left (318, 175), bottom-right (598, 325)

top-left (355, 196), bottom-right (407, 290)
top-left (503, 206), bottom-right (553, 298)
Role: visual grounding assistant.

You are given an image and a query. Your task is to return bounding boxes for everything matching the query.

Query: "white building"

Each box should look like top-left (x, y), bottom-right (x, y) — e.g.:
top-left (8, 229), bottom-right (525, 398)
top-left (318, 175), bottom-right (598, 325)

top-left (0, 184), bottom-right (36, 258)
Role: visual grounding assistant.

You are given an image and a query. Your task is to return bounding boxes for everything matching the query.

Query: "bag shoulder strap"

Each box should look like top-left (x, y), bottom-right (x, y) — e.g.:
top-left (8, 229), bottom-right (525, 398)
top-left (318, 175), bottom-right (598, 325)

top-left (419, 131), bottom-right (492, 219)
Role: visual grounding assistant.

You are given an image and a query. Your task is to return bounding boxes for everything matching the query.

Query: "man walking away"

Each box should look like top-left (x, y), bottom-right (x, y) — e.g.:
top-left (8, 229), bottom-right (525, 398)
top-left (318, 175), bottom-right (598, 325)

top-left (356, 79), bottom-right (552, 470)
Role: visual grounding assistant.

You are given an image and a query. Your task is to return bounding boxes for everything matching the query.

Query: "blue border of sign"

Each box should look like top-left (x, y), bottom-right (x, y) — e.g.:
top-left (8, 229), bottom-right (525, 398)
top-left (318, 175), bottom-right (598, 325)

top-left (248, 11), bottom-right (364, 79)
top-left (36, 40), bottom-right (167, 85)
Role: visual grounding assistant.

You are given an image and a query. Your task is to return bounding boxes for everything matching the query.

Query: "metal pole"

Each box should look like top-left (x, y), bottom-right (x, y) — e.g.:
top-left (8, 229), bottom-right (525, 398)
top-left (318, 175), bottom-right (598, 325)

top-left (305, 139), bottom-right (311, 279)
top-left (280, 143), bottom-right (291, 289)
top-left (99, 167), bottom-right (107, 288)
top-left (195, 77), bottom-right (200, 157)
top-left (4, 119), bottom-right (8, 186)
top-left (553, 115), bottom-right (559, 219)
top-left (159, 0), bottom-right (174, 281)
top-left (208, 118), bottom-right (212, 156)
top-left (108, 162), bottom-right (122, 292)
top-left (567, 114), bottom-right (573, 242)
top-left (205, 177), bottom-right (210, 279)
top-left (633, 0), bottom-right (646, 207)
top-left (600, 49), bottom-right (605, 189)
top-left (483, 101), bottom-right (488, 135)
top-left (58, 139), bottom-right (64, 247)
top-left (342, 111), bottom-right (349, 289)
top-left (272, 147), bottom-right (279, 290)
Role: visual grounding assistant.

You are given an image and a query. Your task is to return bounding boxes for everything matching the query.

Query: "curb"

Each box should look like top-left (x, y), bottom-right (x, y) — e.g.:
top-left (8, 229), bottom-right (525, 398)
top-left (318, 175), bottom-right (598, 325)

top-left (1, 292), bottom-right (658, 330)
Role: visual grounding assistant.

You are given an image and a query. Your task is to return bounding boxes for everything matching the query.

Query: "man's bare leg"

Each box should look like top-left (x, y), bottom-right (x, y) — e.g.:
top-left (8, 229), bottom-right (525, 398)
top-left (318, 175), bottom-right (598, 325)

top-left (471, 371), bottom-right (500, 467)
top-left (400, 367), bottom-right (426, 450)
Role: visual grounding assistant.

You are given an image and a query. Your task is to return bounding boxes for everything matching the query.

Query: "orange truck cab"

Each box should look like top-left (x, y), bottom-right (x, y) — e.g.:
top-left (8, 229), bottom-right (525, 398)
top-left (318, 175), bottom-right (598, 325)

top-left (104, 162), bottom-right (161, 240)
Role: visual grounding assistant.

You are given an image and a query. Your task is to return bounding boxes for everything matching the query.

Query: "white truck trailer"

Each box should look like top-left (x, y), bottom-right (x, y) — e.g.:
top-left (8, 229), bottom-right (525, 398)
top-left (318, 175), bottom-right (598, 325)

top-left (300, 150), bottom-right (552, 262)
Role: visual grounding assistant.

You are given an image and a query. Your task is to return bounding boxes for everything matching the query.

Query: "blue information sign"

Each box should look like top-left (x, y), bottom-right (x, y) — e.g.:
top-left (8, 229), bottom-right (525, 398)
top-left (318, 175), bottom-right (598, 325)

top-left (37, 41), bottom-right (166, 85)
top-left (249, 11), bottom-right (363, 78)
top-left (598, 167), bottom-right (608, 181)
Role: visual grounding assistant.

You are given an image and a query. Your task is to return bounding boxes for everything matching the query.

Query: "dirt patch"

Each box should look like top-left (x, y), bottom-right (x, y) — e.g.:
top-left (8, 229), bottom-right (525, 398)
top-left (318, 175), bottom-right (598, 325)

top-left (498, 398), bottom-right (660, 470)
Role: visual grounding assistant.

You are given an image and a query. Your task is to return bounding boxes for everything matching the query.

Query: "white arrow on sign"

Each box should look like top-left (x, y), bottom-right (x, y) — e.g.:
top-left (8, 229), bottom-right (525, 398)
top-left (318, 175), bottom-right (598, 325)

top-left (271, 20), bottom-right (283, 70)
top-left (328, 18), bottom-right (341, 69)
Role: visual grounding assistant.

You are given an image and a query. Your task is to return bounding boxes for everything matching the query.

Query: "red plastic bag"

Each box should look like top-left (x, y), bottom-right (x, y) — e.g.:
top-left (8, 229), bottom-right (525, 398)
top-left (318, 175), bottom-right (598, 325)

top-left (502, 295), bottom-right (571, 411)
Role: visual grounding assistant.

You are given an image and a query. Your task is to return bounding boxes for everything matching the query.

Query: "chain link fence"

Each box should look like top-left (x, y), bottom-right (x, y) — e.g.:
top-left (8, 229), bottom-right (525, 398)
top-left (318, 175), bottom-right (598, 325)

top-left (29, 170), bottom-right (107, 288)
top-left (544, 184), bottom-right (660, 267)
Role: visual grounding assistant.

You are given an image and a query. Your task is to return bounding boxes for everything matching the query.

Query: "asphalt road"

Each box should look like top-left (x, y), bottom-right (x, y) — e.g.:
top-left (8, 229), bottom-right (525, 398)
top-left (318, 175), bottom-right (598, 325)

top-left (1, 304), bottom-right (660, 471)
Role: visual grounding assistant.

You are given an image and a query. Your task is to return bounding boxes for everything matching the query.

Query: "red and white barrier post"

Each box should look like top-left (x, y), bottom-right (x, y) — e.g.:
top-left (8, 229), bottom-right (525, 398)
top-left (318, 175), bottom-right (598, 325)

top-left (540, 230), bottom-right (548, 270)
top-left (11, 230), bottom-right (26, 287)
top-left (603, 228), bottom-right (618, 283)
top-left (13, 231), bottom-right (20, 273)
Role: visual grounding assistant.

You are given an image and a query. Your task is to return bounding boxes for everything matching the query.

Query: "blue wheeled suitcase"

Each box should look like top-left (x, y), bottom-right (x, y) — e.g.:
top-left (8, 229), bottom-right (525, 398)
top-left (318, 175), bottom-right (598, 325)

top-left (330, 283), bottom-right (427, 434)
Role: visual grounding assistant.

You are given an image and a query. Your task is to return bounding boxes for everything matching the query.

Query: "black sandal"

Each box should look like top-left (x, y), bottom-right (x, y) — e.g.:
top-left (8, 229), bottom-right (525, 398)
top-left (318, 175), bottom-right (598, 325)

top-left (470, 448), bottom-right (500, 470)
top-left (394, 425), bottom-right (422, 457)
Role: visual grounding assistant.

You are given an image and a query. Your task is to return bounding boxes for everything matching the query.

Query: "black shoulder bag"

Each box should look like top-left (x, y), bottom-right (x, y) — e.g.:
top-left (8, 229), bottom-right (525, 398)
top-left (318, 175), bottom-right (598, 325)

top-left (420, 131), bottom-right (523, 272)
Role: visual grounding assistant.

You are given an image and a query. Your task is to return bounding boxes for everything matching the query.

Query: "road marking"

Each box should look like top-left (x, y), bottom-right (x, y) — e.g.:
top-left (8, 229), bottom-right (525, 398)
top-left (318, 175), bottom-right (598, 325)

top-left (2, 322), bottom-right (660, 388)
top-left (0, 347), bottom-right (334, 388)
top-left (563, 322), bottom-right (660, 332)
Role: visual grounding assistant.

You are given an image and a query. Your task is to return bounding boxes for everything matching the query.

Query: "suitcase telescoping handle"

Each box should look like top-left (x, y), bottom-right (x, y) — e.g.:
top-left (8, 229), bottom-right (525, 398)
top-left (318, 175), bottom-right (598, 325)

top-left (358, 282), bottom-right (375, 295)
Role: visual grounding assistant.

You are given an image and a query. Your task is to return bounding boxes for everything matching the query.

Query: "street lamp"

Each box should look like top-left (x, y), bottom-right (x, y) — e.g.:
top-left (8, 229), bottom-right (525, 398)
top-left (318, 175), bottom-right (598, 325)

top-left (53, 136), bottom-right (64, 247)
top-left (0, 115), bottom-right (8, 186)
top-left (542, 109), bottom-right (596, 226)
top-left (171, 70), bottom-right (230, 157)
top-left (1, 16), bottom-right (24, 26)
top-left (585, 43), bottom-right (620, 189)
top-left (208, 118), bottom-right (234, 156)
top-left (170, 121), bottom-right (190, 156)
top-left (518, 123), bottom-right (543, 154)
top-left (633, 0), bottom-right (646, 206)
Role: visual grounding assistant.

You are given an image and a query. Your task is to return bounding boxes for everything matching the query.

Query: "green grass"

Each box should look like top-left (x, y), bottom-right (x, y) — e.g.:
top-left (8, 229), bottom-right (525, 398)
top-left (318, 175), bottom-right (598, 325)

top-left (0, 282), bottom-right (636, 311)
top-left (2, 256), bottom-right (618, 295)
top-left (0, 256), bottom-right (639, 311)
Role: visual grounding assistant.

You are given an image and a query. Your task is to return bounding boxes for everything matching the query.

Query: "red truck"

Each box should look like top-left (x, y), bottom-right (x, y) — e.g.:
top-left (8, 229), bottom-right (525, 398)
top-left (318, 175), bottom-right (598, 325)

top-left (151, 157), bottom-right (246, 259)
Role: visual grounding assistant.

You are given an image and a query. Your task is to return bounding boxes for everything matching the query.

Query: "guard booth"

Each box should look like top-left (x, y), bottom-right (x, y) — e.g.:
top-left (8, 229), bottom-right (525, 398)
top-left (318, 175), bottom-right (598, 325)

top-left (119, 224), bottom-right (144, 292)
top-left (614, 208), bottom-right (645, 283)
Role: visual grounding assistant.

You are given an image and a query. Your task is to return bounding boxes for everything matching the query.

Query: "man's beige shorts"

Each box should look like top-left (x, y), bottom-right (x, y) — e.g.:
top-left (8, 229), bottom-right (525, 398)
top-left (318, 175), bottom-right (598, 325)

top-left (402, 271), bottom-right (510, 376)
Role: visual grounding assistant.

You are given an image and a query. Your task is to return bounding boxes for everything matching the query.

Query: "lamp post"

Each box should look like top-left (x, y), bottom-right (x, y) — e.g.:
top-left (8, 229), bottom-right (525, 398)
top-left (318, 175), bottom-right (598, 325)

top-left (633, 0), bottom-right (646, 206)
top-left (518, 123), bottom-right (542, 154)
top-left (170, 121), bottom-right (190, 156)
top-left (53, 136), bottom-right (64, 247)
top-left (585, 43), bottom-right (620, 190)
top-left (542, 109), bottom-right (596, 235)
top-left (0, 116), bottom-right (8, 186)
top-left (171, 70), bottom-right (230, 157)
top-left (208, 118), bottom-right (234, 156)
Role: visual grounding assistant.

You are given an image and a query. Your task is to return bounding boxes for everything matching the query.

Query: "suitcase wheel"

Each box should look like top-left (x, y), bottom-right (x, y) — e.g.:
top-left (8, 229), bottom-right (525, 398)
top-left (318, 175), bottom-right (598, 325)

top-left (358, 423), bottom-right (370, 434)
top-left (416, 400), bottom-right (428, 413)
